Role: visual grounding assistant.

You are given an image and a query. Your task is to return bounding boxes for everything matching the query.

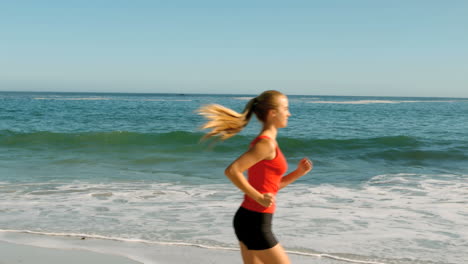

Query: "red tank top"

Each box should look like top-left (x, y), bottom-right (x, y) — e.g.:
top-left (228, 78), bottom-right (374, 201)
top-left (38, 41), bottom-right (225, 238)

top-left (241, 135), bottom-right (288, 213)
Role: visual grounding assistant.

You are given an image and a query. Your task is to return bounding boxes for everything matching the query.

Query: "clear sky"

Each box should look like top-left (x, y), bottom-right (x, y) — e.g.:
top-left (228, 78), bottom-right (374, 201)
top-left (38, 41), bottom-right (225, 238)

top-left (1, 1), bottom-right (467, 97)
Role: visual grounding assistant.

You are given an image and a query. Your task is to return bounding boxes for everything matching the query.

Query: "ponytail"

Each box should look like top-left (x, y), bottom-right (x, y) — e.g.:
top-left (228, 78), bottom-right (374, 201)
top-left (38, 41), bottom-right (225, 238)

top-left (197, 97), bottom-right (256, 140)
top-left (197, 90), bottom-right (284, 141)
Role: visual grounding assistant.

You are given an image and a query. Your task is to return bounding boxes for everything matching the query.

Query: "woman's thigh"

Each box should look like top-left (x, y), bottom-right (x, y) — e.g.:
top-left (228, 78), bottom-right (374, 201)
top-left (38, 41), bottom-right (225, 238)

top-left (250, 243), bottom-right (290, 264)
top-left (239, 242), bottom-right (263, 264)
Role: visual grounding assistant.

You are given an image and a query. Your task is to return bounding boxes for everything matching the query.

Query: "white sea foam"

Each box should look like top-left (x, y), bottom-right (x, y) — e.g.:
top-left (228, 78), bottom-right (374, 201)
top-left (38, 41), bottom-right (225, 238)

top-left (233, 97), bottom-right (254, 100)
top-left (277, 173), bottom-right (467, 264)
top-left (309, 100), bottom-right (399, 104)
top-left (1, 174), bottom-right (466, 264)
top-left (126, 99), bottom-right (193, 102)
top-left (307, 100), bottom-right (461, 104)
top-left (33, 97), bottom-right (192, 102)
top-left (34, 97), bottom-right (111, 101)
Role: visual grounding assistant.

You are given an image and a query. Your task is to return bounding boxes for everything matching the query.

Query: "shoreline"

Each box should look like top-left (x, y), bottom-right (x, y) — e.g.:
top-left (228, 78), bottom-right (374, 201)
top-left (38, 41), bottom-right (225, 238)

top-left (0, 230), bottom-right (348, 264)
top-left (0, 240), bottom-right (141, 264)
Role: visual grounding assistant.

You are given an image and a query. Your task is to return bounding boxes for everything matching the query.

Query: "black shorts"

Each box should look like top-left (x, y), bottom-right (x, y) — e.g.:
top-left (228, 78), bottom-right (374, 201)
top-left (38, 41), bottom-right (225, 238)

top-left (233, 206), bottom-right (278, 250)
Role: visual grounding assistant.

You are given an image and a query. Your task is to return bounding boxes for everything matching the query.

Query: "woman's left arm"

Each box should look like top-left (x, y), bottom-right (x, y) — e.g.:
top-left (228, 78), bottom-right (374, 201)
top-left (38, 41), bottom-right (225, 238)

top-left (279, 158), bottom-right (313, 190)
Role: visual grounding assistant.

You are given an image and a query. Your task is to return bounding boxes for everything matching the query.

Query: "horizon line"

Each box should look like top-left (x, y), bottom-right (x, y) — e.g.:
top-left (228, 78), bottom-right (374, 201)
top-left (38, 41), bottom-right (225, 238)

top-left (1, 90), bottom-right (467, 100)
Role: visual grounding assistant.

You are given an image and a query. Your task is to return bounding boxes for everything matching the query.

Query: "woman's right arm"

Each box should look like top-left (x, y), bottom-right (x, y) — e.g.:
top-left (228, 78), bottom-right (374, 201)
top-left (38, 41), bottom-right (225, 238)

top-left (224, 139), bottom-right (275, 208)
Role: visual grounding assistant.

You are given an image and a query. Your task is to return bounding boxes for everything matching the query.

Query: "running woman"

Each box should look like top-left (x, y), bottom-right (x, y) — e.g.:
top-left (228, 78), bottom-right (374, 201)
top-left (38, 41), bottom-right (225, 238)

top-left (198, 90), bottom-right (313, 264)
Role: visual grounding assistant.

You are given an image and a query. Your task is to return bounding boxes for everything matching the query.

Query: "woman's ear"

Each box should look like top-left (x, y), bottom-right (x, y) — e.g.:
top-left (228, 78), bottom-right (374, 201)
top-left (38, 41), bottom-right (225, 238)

top-left (267, 108), bottom-right (277, 118)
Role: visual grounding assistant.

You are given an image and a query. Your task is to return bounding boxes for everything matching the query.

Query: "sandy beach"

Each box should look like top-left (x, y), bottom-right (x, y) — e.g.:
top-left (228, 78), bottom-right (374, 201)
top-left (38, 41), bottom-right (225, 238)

top-left (0, 231), bottom-right (346, 264)
top-left (0, 240), bottom-right (140, 264)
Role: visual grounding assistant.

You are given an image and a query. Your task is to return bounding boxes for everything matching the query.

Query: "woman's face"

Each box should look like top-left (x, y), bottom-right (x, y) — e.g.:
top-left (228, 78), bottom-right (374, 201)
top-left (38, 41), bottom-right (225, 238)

top-left (271, 96), bottom-right (291, 128)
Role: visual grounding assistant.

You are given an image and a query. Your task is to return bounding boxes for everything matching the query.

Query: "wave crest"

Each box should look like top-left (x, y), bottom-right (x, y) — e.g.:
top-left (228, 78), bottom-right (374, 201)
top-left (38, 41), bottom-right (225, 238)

top-left (1, 130), bottom-right (466, 164)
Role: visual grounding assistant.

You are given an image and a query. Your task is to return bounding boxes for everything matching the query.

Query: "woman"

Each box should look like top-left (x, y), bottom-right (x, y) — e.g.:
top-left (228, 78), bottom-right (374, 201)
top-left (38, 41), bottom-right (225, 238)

top-left (198, 90), bottom-right (313, 264)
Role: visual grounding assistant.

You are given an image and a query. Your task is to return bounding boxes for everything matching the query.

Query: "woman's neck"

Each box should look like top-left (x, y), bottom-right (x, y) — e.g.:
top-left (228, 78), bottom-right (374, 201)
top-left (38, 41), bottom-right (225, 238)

top-left (260, 125), bottom-right (278, 140)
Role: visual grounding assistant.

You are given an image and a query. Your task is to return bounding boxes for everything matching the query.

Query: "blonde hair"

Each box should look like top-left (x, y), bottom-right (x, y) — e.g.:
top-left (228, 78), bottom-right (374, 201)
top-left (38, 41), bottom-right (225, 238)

top-left (197, 90), bottom-right (285, 140)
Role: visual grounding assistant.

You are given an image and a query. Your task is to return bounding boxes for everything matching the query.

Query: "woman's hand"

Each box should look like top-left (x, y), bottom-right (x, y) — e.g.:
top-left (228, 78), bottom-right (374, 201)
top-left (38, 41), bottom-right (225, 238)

top-left (255, 193), bottom-right (275, 208)
top-left (279, 158), bottom-right (313, 190)
top-left (297, 158), bottom-right (313, 175)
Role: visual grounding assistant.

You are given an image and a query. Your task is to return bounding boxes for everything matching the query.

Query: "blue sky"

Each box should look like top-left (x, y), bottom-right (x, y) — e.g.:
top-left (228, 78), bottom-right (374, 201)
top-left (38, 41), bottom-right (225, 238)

top-left (1, 1), bottom-right (467, 97)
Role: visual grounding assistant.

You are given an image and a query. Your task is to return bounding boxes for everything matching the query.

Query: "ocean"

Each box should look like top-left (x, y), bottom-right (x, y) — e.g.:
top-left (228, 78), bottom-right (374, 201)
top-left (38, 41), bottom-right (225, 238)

top-left (0, 91), bottom-right (467, 264)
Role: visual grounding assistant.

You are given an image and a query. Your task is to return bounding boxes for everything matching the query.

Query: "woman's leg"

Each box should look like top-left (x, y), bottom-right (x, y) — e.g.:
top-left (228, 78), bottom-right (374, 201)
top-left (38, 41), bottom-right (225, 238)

top-left (234, 207), bottom-right (288, 263)
top-left (250, 243), bottom-right (290, 264)
top-left (239, 242), bottom-right (263, 264)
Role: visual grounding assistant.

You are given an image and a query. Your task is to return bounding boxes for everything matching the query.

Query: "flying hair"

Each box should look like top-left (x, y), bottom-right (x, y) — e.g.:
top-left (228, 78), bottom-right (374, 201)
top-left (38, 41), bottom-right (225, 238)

top-left (197, 90), bottom-right (285, 140)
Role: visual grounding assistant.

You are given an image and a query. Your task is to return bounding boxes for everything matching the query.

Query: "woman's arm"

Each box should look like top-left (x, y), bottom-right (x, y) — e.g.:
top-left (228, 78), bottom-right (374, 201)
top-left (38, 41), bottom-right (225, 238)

top-left (224, 139), bottom-right (276, 208)
top-left (279, 158), bottom-right (313, 190)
